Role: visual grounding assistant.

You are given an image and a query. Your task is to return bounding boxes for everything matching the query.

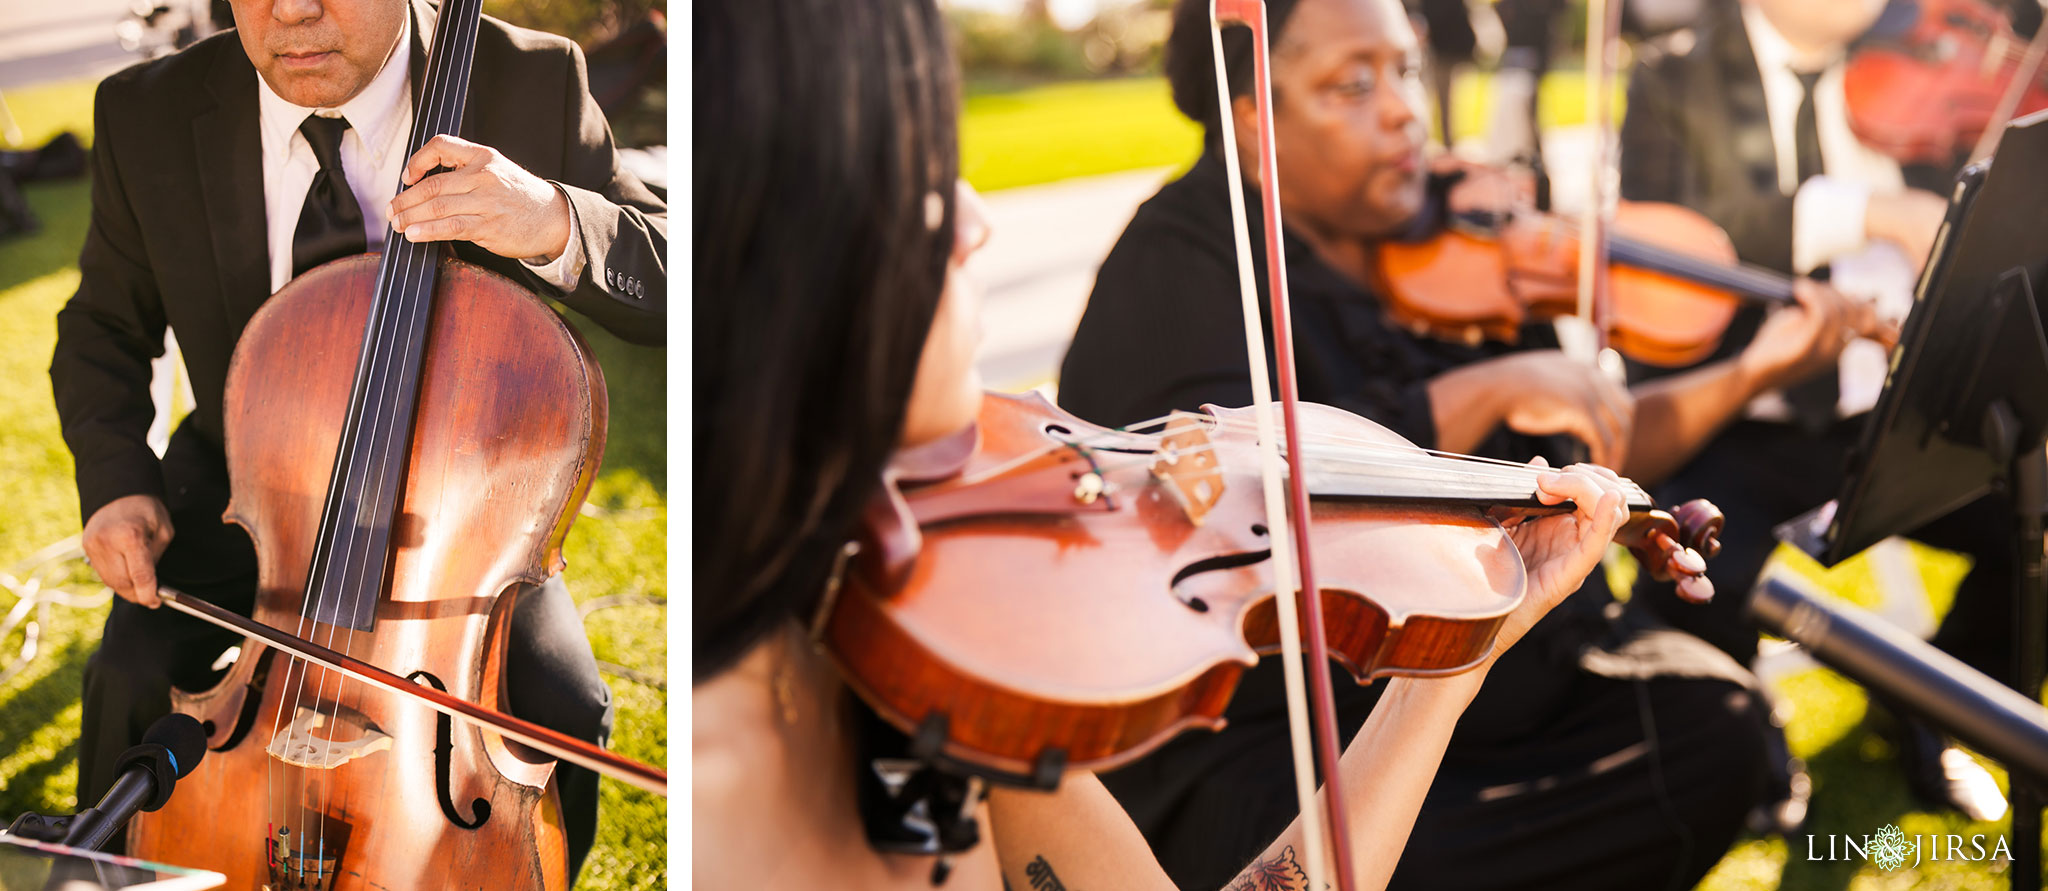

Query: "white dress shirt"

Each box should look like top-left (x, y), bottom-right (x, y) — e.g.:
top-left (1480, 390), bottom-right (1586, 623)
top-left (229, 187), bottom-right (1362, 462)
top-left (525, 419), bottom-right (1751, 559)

top-left (255, 12), bottom-right (581, 295)
top-left (1742, 3), bottom-right (1917, 418)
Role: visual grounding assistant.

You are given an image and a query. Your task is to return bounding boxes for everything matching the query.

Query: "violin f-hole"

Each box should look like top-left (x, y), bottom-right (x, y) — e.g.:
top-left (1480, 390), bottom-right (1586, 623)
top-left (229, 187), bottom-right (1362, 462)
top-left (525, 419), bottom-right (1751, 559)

top-left (1170, 545), bottom-right (1273, 612)
top-left (407, 670), bottom-right (492, 830)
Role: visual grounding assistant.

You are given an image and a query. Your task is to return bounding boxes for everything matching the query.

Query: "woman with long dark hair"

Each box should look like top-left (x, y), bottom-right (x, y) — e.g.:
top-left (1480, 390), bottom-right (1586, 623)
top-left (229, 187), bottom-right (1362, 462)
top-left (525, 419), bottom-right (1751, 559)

top-left (692, 1), bottom-right (1644, 887)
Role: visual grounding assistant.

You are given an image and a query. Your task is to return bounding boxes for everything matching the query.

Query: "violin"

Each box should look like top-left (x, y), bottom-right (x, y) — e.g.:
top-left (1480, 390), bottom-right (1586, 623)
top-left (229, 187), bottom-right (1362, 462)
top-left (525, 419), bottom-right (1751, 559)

top-left (1373, 199), bottom-right (1797, 367)
top-left (125, 1), bottom-right (664, 886)
top-left (1845, 0), bottom-right (2048, 165)
top-left (816, 391), bottom-right (1724, 781)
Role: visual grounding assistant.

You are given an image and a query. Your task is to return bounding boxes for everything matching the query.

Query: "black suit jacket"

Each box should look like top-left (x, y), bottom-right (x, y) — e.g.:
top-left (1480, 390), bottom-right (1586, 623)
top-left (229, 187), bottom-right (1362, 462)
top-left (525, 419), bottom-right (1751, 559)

top-left (49, 0), bottom-right (666, 542)
top-left (1617, 0), bottom-right (1946, 372)
top-left (1619, 0), bottom-right (1802, 276)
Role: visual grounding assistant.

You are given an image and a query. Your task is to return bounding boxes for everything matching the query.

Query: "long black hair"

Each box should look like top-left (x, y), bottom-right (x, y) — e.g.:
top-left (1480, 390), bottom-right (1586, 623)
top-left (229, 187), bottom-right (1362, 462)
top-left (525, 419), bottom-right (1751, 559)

top-left (1164, 0), bottom-right (1306, 140)
top-left (694, 0), bottom-right (960, 680)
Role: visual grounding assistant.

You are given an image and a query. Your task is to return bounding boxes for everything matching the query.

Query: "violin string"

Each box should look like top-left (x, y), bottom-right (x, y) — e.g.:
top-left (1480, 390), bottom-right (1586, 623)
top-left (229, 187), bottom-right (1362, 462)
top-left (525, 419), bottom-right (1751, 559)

top-left (1530, 215), bottom-right (1795, 299)
top-left (1092, 411), bottom-right (1609, 475)
top-left (971, 405), bottom-right (1597, 482)
top-left (1031, 411), bottom-right (1647, 494)
top-left (1083, 437), bottom-right (1650, 504)
top-left (1051, 412), bottom-right (1484, 469)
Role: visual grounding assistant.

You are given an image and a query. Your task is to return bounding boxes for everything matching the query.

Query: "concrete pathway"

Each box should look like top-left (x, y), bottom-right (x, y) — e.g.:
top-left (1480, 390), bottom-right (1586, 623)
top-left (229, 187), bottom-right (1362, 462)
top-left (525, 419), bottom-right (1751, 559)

top-left (968, 166), bottom-right (1176, 392)
top-left (0, 0), bottom-right (148, 90)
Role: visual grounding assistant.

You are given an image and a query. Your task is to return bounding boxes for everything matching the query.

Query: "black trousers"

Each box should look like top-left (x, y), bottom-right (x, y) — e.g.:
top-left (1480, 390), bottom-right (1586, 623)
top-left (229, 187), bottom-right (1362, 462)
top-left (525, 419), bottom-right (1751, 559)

top-left (1105, 672), bottom-right (1766, 891)
top-left (77, 506), bottom-right (615, 881)
top-left (1633, 420), bottom-right (2018, 681)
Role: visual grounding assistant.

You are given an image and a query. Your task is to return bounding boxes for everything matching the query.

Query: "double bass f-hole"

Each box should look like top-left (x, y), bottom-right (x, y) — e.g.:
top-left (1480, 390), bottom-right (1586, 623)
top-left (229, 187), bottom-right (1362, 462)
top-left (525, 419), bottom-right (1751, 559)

top-left (407, 670), bottom-right (492, 830)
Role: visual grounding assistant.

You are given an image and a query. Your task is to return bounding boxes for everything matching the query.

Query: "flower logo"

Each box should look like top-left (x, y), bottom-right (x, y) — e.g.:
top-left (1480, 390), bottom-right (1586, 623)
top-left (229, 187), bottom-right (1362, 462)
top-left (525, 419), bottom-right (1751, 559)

top-left (1869, 823), bottom-right (1913, 870)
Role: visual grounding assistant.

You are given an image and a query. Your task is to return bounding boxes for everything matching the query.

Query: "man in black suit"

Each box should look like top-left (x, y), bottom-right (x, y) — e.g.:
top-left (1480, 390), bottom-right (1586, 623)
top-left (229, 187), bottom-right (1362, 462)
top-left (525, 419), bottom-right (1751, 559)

top-left (47, 0), bottom-right (665, 877)
top-left (1619, 0), bottom-right (2009, 821)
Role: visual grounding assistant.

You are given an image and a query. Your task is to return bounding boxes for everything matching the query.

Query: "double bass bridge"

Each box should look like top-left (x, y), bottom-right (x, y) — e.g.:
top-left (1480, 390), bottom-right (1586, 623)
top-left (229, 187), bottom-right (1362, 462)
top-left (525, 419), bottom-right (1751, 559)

top-left (267, 704), bottom-right (392, 770)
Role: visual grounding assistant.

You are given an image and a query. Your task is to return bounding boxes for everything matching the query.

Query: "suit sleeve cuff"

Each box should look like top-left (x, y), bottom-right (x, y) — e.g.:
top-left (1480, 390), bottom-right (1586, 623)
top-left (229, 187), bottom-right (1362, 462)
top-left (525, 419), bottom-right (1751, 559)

top-left (1792, 175), bottom-right (1871, 275)
top-left (76, 453), bottom-right (166, 527)
top-left (519, 183), bottom-right (587, 293)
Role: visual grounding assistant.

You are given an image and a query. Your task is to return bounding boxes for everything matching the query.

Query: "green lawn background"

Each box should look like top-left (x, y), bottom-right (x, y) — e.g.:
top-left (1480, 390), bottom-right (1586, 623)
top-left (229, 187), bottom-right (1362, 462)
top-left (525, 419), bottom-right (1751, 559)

top-left (0, 78), bottom-right (666, 888)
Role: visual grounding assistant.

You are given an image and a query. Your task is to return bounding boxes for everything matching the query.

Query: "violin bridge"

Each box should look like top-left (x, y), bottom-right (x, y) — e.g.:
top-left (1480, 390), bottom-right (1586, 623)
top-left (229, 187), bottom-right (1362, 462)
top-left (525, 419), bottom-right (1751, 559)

top-left (267, 705), bottom-right (393, 770)
top-left (1151, 412), bottom-right (1224, 525)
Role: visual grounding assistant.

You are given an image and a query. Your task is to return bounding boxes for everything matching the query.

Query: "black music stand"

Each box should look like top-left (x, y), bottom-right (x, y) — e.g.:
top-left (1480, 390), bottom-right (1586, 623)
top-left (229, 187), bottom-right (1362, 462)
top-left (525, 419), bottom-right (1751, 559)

top-left (1776, 111), bottom-right (2048, 888)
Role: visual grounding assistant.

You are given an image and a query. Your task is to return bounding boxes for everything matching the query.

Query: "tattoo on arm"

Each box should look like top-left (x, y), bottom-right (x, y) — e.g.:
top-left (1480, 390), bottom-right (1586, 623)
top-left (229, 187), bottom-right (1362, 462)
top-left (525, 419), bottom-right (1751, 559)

top-left (1025, 855), bottom-right (1069, 891)
top-left (1224, 845), bottom-right (1319, 891)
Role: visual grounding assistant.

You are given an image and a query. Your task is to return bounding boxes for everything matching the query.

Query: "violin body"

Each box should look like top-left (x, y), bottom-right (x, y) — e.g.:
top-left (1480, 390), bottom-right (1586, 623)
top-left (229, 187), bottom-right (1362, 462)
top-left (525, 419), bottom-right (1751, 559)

top-left (1375, 200), bottom-right (1774, 366)
top-left (1845, 0), bottom-right (2048, 164)
top-left (819, 392), bottom-right (1718, 781)
top-left (128, 255), bottom-right (607, 890)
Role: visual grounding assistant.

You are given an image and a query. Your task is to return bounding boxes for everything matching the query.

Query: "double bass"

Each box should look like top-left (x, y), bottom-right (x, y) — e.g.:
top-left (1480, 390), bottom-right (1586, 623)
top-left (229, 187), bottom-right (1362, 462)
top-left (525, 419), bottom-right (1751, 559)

top-left (127, 0), bottom-right (664, 887)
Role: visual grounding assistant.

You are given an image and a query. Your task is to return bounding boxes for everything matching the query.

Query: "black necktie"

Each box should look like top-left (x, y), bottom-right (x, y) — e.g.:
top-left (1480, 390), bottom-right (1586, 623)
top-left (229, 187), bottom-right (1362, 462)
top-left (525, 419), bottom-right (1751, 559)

top-left (291, 115), bottom-right (367, 278)
top-left (1792, 68), bottom-right (1826, 183)
top-left (1783, 66), bottom-right (1839, 434)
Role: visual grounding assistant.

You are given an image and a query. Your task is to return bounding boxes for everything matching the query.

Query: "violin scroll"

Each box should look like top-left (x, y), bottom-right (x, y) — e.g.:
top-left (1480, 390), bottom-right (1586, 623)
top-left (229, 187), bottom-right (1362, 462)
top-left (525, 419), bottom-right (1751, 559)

top-left (1615, 498), bottom-right (1725, 601)
top-left (1666, 499), bottom-right (1726, 559)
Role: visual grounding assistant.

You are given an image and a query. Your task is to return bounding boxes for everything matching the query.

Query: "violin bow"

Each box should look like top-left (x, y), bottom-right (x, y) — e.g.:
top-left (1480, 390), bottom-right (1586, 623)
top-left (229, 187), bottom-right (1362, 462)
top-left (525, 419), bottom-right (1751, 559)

top-left (1570, 0), bottom-right (1628, 385)
top-left (1208, 3), bottom-right (1357, 888)
top-left (1969, 8), bottom-right (2048, 162)
top-left (156, 587), bottom-right (669, 797)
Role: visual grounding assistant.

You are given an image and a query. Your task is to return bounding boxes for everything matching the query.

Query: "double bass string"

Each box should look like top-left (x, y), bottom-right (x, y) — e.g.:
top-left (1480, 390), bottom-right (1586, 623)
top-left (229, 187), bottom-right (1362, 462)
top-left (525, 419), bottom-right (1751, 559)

top-left (268, 0), bottom-right (481, 874)
top-left (316, 0), bottom-right (482, 869)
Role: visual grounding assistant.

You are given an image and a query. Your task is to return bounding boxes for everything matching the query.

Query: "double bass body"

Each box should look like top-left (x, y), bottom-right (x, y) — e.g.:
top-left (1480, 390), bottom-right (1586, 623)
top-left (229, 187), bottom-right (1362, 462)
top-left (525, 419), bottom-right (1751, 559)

top-left (127, 254), bottom-right (608, 890)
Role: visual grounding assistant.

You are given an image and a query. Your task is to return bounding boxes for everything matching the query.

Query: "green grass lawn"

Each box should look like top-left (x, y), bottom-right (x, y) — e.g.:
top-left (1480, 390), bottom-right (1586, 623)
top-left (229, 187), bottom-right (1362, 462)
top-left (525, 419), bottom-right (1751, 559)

top-left (961, 71), bottom-right (1624, 193)
top-left (0, 175), bottom-right (666, 885)
top-left (962, 77), bottom-right (1203, 192)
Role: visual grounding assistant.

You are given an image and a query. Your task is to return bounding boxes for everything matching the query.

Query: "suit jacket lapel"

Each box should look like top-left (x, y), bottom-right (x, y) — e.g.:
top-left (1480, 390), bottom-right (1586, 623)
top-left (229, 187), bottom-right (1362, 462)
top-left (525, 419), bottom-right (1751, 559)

top-left (194, 43), bottom-right (272, 333)
top-left (409, 0), bottom-right (428, 111)
top-left (1713, 8), bottom-right (1783, 195)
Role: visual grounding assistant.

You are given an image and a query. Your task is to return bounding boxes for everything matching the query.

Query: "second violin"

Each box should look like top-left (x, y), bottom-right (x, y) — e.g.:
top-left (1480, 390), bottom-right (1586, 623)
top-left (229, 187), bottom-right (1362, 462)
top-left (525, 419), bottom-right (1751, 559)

top-left (1373, 198), bottom-right (1797, 366)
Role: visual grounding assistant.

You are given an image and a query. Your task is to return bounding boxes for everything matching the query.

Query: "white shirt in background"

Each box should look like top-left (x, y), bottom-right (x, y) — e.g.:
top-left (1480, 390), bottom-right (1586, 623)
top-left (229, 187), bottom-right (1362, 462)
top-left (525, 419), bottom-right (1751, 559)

top-left (1742, 2), bottom-right (1918, 419)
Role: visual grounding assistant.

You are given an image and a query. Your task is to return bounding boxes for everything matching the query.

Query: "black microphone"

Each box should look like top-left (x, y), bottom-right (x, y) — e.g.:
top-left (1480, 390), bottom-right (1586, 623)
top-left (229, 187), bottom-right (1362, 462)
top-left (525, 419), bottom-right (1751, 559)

top-left (63, 713), bottom-right (207, 851)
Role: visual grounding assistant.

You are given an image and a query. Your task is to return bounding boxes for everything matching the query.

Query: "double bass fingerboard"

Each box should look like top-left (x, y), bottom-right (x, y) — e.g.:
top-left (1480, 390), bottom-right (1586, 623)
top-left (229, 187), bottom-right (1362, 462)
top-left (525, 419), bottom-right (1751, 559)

top-left (302, 0), bottom-right (484, 631)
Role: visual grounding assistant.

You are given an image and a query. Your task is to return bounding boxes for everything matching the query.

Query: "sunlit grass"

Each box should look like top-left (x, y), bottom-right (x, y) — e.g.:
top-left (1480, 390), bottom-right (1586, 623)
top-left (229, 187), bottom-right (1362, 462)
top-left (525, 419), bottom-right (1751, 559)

top-left (960, 70), bottom-right (1627, 192)
top-left (0, 78), bottom-right (100, 151)
top-left (962, 77), bottom-right (1202, 192)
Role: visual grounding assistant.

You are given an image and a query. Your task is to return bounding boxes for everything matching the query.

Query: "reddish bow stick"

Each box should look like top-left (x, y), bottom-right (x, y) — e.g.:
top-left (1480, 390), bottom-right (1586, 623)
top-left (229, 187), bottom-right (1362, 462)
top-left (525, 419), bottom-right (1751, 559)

top-left (1210, 2), bottom-right (1357, 888)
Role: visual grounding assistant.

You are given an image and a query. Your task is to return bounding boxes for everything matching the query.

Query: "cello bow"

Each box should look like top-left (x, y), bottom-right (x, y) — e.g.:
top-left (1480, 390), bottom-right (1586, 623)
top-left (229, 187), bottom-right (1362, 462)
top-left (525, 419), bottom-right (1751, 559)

top-left (158, 587), bottom-right (668, 797)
